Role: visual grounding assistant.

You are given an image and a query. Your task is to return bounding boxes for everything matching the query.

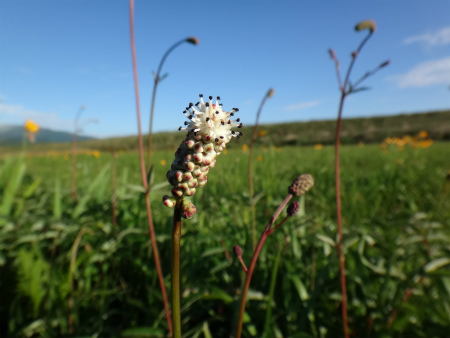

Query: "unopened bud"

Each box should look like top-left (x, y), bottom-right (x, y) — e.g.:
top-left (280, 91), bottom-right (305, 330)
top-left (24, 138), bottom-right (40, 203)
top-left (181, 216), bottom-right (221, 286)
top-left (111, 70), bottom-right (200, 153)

top-left (163, 195), bottom-right (176, 208)
top-left (181, 197), bottom-right (196, 219)
top-left (355, 19), bottom-right (377, 33)
top-left (287, 201), bottom-right (300, 216)
top-left (233, 245), bottom-right (243, 257)
top-left (288, 174), bottom-right (314, 197)
top-left (186, 37), bottom-right (199, 45)
top-left (351, 51), bottom-right (358, 59)
top-left (267, 88), bottom-right (275, 98)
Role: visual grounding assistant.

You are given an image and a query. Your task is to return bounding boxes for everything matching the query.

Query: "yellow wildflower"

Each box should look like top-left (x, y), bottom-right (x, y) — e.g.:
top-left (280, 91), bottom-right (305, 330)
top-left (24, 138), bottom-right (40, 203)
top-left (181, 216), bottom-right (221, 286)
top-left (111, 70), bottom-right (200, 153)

top-left (160, 159), bottom-right (167, 166)
top-left (258, 130), bottom-right (267, 137)
top-left (24, 119), bottom-right (39, 133)
top-left (314, 144), bottom-right (323, 150)
top-left (257, 156), bottom-right (263, 162)
top-left (93, 150), bottom-right (100, 158)
top-left (242, 144), bottom-right (249, 152)
top-left (24, 119), bottom-right (40, 142)
top-left (418, 131), bottom-right (428, 139)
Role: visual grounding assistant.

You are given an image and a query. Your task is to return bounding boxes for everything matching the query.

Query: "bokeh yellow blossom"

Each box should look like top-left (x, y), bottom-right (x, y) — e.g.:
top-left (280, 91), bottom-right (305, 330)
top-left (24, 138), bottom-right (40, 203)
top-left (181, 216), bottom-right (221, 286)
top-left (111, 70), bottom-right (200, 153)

top-left (314, 144), bottom-right (323, 150)
top-left (24, 119), bottom-right (40, 142)
top-left (160, 159), bottom-right (167, 166)
top-left (242, 144), bottom-right (249, 152)
top-left (93, 150), bottom-right (100, 158)
top-left (257, 156), bottom-right (263, 162)
top-left (24, 119), bottom-right (39, 133)
top-left (258, 130), bottom-right (267, 137)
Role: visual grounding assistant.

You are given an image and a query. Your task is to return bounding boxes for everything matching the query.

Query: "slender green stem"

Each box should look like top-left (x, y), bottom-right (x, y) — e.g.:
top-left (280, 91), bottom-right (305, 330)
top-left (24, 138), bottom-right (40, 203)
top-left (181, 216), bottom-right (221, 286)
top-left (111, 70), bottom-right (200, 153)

top-left (263, 238), bottom-right (283, 338)
top-left (171, 202), bottom-right (183, 338)
top-left (235, 194), bottom-right (292, 338)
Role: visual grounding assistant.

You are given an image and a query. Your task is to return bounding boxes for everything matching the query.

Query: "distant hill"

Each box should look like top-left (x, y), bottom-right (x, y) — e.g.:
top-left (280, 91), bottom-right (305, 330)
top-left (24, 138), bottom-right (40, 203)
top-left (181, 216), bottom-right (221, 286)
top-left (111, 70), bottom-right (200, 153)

top-left (0, 125), bottom-right (95, 145)
top-left (0, 110), bottom-right (448, 153)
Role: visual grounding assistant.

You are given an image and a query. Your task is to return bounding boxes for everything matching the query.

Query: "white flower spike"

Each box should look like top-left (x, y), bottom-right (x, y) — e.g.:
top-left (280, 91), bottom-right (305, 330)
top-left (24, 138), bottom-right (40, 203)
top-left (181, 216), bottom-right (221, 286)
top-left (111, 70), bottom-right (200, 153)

top-left (163, 94), bottom-right (243, 219)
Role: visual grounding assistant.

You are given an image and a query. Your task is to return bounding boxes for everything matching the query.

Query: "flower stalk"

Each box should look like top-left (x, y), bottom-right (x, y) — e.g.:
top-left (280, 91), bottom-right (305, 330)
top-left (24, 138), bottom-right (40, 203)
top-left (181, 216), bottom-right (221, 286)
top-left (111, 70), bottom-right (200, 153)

top-left (329, 19), bottom-right (389, 338)
top-left (129, 0), bottom-right (172, 334)
top-left (171, 201), bottom-right (183, 338)
top-left (163, 95), bottom-right (243, 337)
top-left (234, 174), bottom-right (313, 338)
top-left (71, 105), bottom-right (85, 201)
top-left (249, 88), bottom-right (274, 250)
top-left (146, 37), bottom-right (199, 171)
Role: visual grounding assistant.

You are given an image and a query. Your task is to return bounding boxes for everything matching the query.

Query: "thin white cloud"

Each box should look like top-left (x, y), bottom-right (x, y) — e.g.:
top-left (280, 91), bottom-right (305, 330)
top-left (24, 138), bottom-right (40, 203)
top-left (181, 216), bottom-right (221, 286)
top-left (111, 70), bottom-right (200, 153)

top-left (389, 57), bottom-right (450, 88)
top-left (16, 66), bottom-right (33, 74)
top-left (404, 26), bottom-right (450, 47)
top-left (284, 100), bottom-right (320, 112)
top-left (0, 103), bottom-right (73, 131)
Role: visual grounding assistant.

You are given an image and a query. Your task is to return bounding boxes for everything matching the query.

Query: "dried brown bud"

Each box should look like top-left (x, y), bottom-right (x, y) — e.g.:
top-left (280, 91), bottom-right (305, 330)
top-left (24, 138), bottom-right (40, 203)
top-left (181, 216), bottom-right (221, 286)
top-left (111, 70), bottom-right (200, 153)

top-left (351, 51), bottom-right (358, 59)
top-left (267, 88), bottom-right (275, 98)
top-left (328, 48), bottom-right (337, 60)
top-left (355, 20), bottom-right (377, 33)
top-left (233, 245), bottom-right (243, 258)
top-left (287, 201), bottom-right (300, 217)
top-left (380, 60), bottom-right (391, 68)
top-left (186, 37), bottom-right (199, 45)
top-left (288, 174), bottom-right (314, 197)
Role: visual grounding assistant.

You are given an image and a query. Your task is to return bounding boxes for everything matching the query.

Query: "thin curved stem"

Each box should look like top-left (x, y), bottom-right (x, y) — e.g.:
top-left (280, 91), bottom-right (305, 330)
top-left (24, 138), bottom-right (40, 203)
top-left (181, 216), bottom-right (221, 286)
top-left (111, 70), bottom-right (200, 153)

top-left (249, 88), bottom-right (273, 250)
top-left (71, 105), bottom-right (85, 201)
top-left (342, 32), bottom-right (373, 93)
top-left (171, 202), bottom-right (183, 338)
top-left (235, 194), bottom-right (292, 338)
top-left (147, 39), bottom-right (190, 171)
top-left (129, 1), bottom-right (172, 335)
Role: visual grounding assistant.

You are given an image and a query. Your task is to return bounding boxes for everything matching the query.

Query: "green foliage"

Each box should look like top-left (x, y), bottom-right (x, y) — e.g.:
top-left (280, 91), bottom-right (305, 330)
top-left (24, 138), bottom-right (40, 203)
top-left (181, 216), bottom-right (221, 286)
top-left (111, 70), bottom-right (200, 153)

top-left (0, 143), bottom-right (449, 337)
top-left (16, 248), bottom-right (50, 316)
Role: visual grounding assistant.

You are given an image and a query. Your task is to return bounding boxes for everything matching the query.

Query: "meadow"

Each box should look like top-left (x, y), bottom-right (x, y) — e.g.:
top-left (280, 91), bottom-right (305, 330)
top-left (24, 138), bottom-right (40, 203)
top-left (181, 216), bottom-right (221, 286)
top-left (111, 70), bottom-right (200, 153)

top-left (1, 140), bottom-right (449, 337)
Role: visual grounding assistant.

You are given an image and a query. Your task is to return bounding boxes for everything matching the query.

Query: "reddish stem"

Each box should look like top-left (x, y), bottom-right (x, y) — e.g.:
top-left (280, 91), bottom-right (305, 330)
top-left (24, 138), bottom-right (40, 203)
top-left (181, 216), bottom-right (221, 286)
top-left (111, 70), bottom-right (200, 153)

top-left (335, 91), bottom-right (349, 338)
top-left (111, 152), bottom-right (117, 226)
top-left (129, 1), bottom-right (172, 334)
top-left (235, 194), bottom-right (292, 338)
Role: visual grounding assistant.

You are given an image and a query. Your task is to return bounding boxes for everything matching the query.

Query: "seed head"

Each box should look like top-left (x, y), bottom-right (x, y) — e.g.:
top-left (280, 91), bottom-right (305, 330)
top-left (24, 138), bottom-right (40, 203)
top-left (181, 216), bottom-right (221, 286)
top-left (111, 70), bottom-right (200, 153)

top-left (186, 36), bottom-right (200, 45)
top-left (287, 201), bottom-right (300, 217)
top-left (355, 20), bottom-right (377, 33)
top-left (288, 174), bottom-right (314, 197)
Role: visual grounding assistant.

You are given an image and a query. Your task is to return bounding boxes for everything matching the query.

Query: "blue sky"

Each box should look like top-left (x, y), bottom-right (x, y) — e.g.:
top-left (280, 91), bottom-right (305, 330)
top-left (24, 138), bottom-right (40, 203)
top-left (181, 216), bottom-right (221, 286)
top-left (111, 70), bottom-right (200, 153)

top-left (0, 0), bottom-right (449, 138)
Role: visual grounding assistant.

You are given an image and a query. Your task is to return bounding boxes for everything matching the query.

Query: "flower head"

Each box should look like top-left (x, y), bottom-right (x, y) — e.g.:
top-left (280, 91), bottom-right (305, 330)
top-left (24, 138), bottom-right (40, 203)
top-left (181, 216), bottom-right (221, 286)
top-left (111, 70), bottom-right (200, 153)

top-left (24, 119), bottom-right (40, 142)
top-left (355, 19), bottom-right (377, 33)
top-left (24, 119), bottom-right (39, 133)
top-left (288, 174), bottom-right (314, 197)
top-left (163, 94), bottom-right (243, 219)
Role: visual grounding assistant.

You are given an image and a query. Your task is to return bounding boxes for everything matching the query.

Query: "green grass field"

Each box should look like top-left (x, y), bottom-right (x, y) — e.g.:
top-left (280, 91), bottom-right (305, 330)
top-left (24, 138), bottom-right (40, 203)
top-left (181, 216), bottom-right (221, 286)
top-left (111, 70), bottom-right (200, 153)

top-left (1, 142), bottom-right (450, 337)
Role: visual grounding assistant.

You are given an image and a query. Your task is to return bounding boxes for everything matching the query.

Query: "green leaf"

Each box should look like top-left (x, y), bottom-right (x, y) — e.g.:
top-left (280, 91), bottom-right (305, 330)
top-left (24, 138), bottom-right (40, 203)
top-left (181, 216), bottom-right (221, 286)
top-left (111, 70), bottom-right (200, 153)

top-left (424, 258), bottom-right (450, 272)
top-left (209, 260), bottom-right (231, 274)
top-left (121, 327), bottom-right (164, 338)
top-left (201, 247), bottom-right (226, 258)
top-left (202, 321), bottom-right (212, 338)
top-left (316, 234), bottom-right (335, 247)
top-left (23, 177), bottom-right (42, 198)
top-left (0, 160), bottom-right (26, 218)
top-left (53, 177), bottom-right (62, 220)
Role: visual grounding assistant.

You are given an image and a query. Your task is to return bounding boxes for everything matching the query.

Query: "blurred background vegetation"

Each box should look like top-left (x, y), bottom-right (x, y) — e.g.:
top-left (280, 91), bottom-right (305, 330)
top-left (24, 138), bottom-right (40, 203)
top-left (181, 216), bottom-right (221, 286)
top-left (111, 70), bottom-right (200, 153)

top-left (1, 118), bottom-right (449, 337)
